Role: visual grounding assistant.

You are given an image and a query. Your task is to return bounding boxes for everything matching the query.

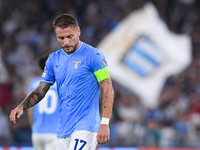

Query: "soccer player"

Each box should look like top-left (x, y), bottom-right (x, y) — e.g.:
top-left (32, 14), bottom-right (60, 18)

top-left (9, 13), bottom-right (114, 150)
top-left (27, 56), bottom-right (59, 150)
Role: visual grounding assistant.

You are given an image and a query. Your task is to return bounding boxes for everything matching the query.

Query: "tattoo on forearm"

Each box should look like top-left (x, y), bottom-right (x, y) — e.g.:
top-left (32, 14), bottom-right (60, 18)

top-left (99, 78), bottom-right (114, 118)
top-left (23, 92), bottom-right (43, 110)
top-left (99, 80), bottom-right (106, 85)
top-left (103, 100), bottom-right (108, 108)
top-left (102, 91), bottom-right (109, 108)
top-left (42, 84), bottom-right (50, 93)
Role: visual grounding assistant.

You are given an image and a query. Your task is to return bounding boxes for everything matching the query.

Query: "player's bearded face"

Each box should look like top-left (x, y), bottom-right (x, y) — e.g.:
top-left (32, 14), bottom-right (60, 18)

top-left (55, 26), bottom-right (80, 54)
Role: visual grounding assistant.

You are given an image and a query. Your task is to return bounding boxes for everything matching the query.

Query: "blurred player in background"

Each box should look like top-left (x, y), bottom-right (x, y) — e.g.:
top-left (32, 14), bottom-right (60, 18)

top-left (9, 13), bottom-right (114, 150)
top-left (27, 56), bottom-right (59, 150)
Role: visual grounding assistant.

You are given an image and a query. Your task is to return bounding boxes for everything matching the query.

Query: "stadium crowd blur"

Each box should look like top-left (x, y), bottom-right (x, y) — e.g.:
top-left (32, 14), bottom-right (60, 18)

top-left (0, 0), bottom-right (200, 148)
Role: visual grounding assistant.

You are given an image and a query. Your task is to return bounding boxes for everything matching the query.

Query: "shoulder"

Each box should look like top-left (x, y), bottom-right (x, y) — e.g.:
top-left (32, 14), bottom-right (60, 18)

top-left (47, 49), bottom-right (63, 65)
top-left (82, 42), bottom-right (102, 56)
top-left (49, 49), bottom-right (63, 58)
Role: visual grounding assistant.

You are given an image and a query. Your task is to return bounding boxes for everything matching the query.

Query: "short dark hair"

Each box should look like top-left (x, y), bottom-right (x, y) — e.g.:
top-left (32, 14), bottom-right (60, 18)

top-left (53, 13), bottom-right (79, 29)
top-left (38, 56), bottom-right (48, 71)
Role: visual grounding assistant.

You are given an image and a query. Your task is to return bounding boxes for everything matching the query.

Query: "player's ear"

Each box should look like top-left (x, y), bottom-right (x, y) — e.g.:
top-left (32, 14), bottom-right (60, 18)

top-left (77, 27), bottom-right (81, 36)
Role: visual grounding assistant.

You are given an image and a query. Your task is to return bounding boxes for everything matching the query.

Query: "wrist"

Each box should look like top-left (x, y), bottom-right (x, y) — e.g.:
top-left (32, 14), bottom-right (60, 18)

top-left (101, 117), bottom-right (110, 125)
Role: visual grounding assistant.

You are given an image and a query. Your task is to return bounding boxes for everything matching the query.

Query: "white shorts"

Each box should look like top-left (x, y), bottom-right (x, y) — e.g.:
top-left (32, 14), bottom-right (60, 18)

top-left (57, 130), bottom-right (98, 150)
top-left (32, 133), bottom-right (57, 150)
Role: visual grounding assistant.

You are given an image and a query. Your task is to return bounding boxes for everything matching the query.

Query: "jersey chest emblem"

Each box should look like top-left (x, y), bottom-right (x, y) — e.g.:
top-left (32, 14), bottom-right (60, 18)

top-left (73, 61), bottom-right (82, 69)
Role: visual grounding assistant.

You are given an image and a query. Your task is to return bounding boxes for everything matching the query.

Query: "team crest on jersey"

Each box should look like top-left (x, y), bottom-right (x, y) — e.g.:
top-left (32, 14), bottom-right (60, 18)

top-left (73, 61), bottom-right (82, 69)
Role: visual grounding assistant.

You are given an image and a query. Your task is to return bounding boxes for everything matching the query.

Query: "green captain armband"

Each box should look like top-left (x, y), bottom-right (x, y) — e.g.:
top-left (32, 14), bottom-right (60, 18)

top-left (94, 67), bottom-right (110, 82)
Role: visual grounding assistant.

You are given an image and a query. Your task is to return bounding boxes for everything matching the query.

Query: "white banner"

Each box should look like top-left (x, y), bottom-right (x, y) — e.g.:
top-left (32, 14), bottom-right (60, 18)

top-left (97, 3), bottom-right (192, 108)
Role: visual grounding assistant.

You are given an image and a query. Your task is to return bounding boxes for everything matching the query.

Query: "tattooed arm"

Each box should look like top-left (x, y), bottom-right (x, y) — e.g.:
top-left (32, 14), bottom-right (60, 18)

top-left (99, 78), bottom-right (114, 119)
top-left (9, 82), bottom-right (51, 123)
top-left (97, 78), bottom-right (114, 145)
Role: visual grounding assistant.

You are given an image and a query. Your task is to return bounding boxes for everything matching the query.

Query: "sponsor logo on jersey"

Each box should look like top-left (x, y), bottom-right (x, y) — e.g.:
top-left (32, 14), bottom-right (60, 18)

top-left (55, 65), bottom-right (60, 68)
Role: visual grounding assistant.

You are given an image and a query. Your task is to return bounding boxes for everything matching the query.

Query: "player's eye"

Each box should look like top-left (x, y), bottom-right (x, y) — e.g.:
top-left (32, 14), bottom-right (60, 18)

top-left (68, 35), bottom-right (73, 39)
top-left (58, 37), bottom-right (64, 40)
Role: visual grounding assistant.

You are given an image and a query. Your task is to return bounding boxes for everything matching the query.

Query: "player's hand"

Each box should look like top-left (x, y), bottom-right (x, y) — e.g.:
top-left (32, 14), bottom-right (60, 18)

top-left (9, 105), bottom-right (23, 123)
top-left (97, 124), bottom-right (110, 145)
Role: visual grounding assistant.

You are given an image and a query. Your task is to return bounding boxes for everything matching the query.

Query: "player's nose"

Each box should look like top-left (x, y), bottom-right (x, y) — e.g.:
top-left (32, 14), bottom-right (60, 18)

top-left (63, 38), bottom-right (70, 46)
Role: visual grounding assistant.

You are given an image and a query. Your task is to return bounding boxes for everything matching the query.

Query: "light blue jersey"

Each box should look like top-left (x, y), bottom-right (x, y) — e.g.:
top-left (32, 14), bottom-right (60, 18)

top-left (41, 42), bottom-right (109, 138)
top-left (28, 77), bottom-right (59, 134)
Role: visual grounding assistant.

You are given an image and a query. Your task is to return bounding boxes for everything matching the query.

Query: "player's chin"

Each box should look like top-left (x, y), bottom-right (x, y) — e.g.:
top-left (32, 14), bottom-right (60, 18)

top-left (63, 48), bottom-right (74, 54)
